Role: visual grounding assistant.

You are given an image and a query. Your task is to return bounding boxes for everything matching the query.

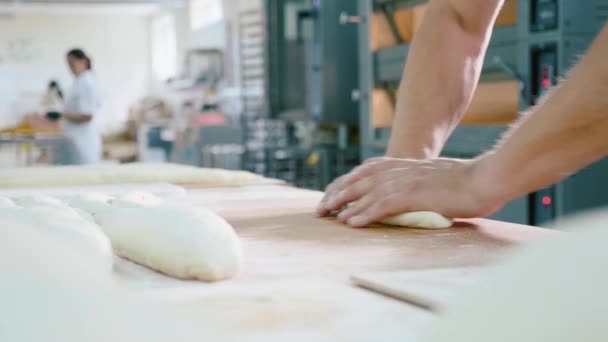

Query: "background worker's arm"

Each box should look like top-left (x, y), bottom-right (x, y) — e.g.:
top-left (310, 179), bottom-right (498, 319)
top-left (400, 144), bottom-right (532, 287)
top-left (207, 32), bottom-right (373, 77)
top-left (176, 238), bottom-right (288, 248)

top-left (330, 24), bottom-right (608, 227)
top-left (62, 113), bottom-right (93, 123)
top-left (387, 0), bottom-right (504, 158)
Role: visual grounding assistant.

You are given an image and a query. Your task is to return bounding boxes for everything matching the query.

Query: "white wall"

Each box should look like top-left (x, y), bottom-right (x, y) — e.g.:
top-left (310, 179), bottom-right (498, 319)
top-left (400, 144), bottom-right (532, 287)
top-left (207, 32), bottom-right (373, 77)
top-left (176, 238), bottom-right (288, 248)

top-left (0, 11), bottom-right (151, 133)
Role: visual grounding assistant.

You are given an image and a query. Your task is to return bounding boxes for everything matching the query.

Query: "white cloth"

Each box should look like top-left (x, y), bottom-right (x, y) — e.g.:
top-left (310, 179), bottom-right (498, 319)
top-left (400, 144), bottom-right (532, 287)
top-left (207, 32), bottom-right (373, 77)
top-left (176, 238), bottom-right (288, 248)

top-left (62, 70), bottom-right (102, 165)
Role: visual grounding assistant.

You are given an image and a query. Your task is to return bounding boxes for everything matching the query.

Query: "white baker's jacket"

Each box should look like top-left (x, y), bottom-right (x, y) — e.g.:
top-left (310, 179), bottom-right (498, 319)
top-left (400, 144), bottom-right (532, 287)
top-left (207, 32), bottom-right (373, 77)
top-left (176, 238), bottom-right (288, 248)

top-left (62, 70), bottom-right (102, 164)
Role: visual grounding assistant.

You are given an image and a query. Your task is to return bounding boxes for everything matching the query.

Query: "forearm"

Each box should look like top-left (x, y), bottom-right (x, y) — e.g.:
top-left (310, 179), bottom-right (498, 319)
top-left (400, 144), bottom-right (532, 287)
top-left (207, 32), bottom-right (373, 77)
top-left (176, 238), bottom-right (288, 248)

top-left (63, 113), bottom-right (92, 123)
top-left (476, 25), bottom-right (608, 205)
top-left (387, 0), bottom-right (503, 158)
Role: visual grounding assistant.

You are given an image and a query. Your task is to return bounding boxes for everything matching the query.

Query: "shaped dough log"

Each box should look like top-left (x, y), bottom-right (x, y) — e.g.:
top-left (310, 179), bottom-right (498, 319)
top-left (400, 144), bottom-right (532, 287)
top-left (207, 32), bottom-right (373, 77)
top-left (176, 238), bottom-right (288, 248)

top-left (0, 216), bottom-right (218, 342)
top-left (0, 162), bottom-right (275, 188)
top-left (0, 204), bottom-right (113, 274)
top-left (13, 194), bottom-right (67, 208)
top-left (65, 193), bottom-right (115, 217)
top-left (15, 195), bottom-right (97, 224)
top-left (0, 197), bottom-right (17, 208)
top-left (111, 191), bottom-right (164, 208)
top-left (381, 211), bottom-right (453, 229)
top-left (92, 202), bottom-right (242, 282)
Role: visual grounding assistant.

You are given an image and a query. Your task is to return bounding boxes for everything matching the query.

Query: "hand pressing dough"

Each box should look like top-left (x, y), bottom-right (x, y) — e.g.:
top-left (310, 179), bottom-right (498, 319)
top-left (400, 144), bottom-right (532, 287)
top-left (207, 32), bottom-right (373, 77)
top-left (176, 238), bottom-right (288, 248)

top-left (381, 211), bottom-right (452, 229)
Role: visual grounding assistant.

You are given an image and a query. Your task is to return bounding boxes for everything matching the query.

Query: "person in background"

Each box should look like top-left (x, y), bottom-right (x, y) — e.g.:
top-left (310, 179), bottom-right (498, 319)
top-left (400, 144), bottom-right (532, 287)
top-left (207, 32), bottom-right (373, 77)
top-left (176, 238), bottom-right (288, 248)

top-left (50, 48), bottom-right (102, 164)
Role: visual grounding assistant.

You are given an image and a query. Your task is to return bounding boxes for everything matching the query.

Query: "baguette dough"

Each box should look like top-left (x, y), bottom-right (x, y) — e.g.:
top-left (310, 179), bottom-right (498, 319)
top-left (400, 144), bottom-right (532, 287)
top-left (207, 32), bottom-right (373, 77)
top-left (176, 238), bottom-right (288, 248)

top-left (0, 197), bottom-right (17, 208)
top-left (111, 191), bottom-right (164, 207)
top-left (13, 194), bottom-right (66, 208)
top-left (15, 195), bottom-right (97, 224)
top-left (0, 199), bottom-right (113, 274)
top-left (381, 211), bottom-right (452, 229)
top-left (70, 192), bottom-right (243, 281)
top-left (0, 215), bottom-right (216, 342)
top-left (0, 163), bottom-right (275, 188)
top-left (66, 192), bottom-right (115, 217)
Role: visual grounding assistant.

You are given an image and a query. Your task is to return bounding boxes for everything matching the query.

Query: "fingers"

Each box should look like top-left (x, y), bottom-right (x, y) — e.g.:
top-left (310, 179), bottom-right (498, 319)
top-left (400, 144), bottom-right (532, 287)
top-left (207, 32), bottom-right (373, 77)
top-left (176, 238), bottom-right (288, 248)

top-left (317, 175), bottom-right (349, 216)
top-left (317, 165), bottom-right (370, 216)
top-left (337, 189), bottom-right (377, 223)
top-left (348, 194), bottom-right (406, 228)
top-left (323, 175), bottom-right (380, 213)
top-left (339, 168), bottom-right (421, 227)
top-left (317, 158), bottom-right (417, 216)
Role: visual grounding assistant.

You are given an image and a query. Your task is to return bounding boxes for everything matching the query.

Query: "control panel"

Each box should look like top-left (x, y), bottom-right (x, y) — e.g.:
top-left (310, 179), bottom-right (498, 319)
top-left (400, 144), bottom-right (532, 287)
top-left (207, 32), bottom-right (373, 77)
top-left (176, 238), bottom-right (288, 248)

top-left (529, 43), bottom-right (557, 225)
top-left (531, 0), bottom-right (558, 32)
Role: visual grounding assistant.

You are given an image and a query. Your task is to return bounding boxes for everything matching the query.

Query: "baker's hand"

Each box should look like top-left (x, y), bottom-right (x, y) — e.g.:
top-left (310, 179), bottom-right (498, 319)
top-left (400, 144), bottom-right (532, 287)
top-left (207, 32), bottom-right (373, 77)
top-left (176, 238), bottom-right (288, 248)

top-left (317, 157), bottom-right (502, 227)
top-left (317, 157), bottom-right (417, 217)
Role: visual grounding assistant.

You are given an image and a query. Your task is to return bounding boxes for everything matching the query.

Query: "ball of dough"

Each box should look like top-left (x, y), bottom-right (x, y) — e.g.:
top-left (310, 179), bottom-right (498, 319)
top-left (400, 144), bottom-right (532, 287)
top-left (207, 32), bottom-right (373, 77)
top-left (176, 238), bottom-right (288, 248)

top-left (381, 211), bottom-right (452, 229)
top-left (95, 203), bottom-right (242, 282)
top-left (425, 210), bottom-right (608, 342)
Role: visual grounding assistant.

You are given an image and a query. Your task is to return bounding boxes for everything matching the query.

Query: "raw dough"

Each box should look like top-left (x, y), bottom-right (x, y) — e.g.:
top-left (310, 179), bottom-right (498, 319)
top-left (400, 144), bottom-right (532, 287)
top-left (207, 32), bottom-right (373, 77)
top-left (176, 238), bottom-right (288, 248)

top-left (0, 196), bottom-right (17, 208)
top-left (0, 204), bottom-right (113, 274)
top-left (70, 193), bottom-right (243, 282)
top-left (13, 194), bottom-right (67, 208)
top-left (15, 195), bottom-right (97, 224)
top-left (0, 216), bottom-right (216, 342)
top-left (425, 210), bottom-right (608, 342)
top-left (65, 192), bottom-right (115, 217)
top-left (98, 204), bottom-right (242, 281)
top-left (381, 211), bottom-right (452, 229)
top-left (111, 191), bottom-right (164, 207)
top-left (0, 162), bottom-right (276, 188)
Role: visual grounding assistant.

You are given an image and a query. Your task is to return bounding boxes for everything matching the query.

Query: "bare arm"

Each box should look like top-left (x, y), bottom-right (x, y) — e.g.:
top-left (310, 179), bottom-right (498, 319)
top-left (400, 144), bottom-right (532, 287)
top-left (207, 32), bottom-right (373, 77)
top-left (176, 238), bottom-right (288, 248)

top-left (62, 113), bottom-right (93, 123)
top-left (476, 24), bottom-right (608, 207)
top-left (387, 0), bottom-right (504, 158)
top-left (324, 24), bottom-right (608, 227)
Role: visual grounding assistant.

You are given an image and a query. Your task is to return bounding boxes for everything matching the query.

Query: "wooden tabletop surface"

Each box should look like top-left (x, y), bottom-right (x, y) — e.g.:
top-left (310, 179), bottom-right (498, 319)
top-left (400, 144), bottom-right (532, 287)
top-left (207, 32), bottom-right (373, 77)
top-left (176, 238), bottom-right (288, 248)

top-left (112, 184), bottom-right (554, 341)
top-left (181, 185), bottom-right (553, 283)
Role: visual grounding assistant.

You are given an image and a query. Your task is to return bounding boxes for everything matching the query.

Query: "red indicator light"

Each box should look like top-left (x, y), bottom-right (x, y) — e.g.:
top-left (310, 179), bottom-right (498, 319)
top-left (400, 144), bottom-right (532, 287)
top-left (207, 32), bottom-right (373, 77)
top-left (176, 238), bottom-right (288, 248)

top-left (542, 196), bottom-right (552, 207)
top-left (541, 66), bottom-right (552, 88)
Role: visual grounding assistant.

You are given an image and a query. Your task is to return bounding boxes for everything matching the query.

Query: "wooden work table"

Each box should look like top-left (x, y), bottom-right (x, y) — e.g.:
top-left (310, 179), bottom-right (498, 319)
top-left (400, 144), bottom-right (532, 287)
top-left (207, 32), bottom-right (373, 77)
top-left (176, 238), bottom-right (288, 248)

top-left (112, 184), bottom-right (554, 341)
top-left (179, 185), bottom-right (552, 281)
